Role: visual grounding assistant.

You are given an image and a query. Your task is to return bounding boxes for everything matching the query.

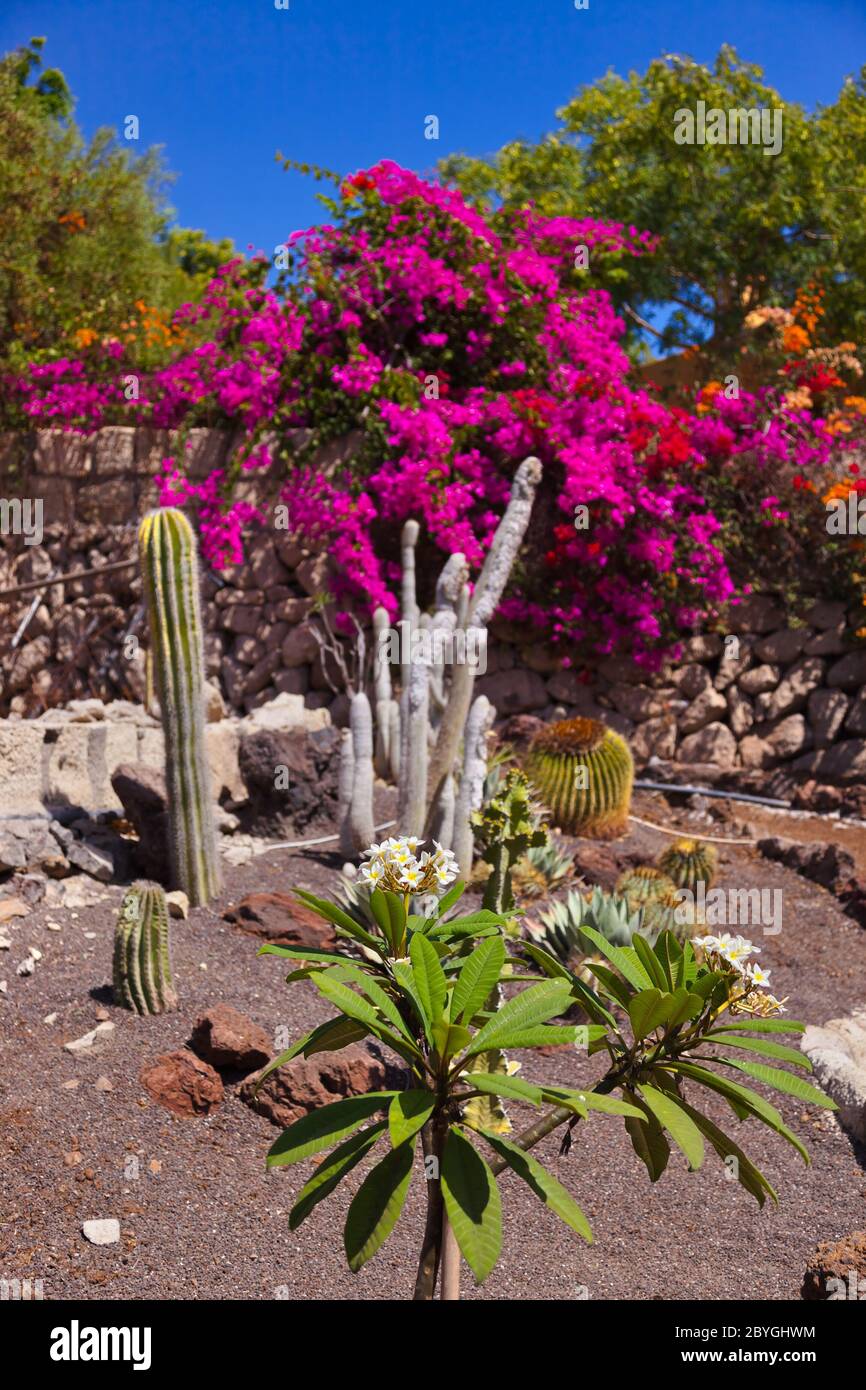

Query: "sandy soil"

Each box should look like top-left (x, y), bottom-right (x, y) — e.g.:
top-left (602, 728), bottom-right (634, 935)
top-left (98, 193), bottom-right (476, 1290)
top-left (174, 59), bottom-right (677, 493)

top-left (1, 805), bottom-right (864, 1302)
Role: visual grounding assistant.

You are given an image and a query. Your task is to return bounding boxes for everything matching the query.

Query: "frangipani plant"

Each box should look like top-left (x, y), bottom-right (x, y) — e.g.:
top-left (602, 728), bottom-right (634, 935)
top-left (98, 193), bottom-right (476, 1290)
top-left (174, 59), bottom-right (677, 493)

top-left (257, 842), bottom-right (835, 1300)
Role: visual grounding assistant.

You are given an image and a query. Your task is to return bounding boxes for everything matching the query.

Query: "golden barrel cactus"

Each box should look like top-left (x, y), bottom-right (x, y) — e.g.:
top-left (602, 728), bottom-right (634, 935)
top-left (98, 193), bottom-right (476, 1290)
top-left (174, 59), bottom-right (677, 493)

top-left (656, 838), bottom-right (718, 892)
top-left (523, 717), bottom-right (633, 839)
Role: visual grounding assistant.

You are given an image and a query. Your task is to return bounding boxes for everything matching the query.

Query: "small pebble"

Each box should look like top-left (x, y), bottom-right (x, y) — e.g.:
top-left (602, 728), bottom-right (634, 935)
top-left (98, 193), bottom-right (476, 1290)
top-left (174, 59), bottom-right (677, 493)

top-left (44, 1012), bottom-right (58, 1025)
top-left (94, 1076), bottom-right (113, 1092)
top-left (62, 1079), bottom-right (79, 1090)
top-left (82, 1218), bottom-right (120, 1246)
top-left (95, 1007), bottom-right (110, 1022)
top-left (84, 932), bottom-right (96, 940)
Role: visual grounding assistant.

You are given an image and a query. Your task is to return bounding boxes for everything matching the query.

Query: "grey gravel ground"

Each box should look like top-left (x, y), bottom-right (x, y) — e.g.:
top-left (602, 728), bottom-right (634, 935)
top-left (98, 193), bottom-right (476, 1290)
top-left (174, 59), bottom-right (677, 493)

top-left (1, 801), bottom-right (865, 1302)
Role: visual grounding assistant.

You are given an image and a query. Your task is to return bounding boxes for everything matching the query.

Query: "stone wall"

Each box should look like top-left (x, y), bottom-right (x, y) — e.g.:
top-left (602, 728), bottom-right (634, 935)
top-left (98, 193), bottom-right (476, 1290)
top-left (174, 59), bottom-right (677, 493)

top-left (3, 426), bottom-right (866, 785)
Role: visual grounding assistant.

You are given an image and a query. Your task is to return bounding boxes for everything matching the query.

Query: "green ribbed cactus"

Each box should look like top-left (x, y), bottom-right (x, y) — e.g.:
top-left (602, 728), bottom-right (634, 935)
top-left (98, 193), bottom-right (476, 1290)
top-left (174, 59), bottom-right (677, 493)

top-left (473, 769), bottom-right (547, 915)
top-left (615, 865), bottom-right (678, 906)
top-left (139, 508), bottom-right (221, 905)
top-left (524, 717), bottom-right (633, 839)
top-left (657, 838), bottom-right (718, 892)
top-left (113, 882), bottom-right (177, 1015)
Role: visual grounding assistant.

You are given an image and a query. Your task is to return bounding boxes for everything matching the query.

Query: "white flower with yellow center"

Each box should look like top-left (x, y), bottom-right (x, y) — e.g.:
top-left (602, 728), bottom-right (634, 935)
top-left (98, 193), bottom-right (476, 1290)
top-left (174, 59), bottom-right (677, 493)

top-left (747, 963), bottom-right (772, 989)
top-left (399, 865), bottom-right (424, 890)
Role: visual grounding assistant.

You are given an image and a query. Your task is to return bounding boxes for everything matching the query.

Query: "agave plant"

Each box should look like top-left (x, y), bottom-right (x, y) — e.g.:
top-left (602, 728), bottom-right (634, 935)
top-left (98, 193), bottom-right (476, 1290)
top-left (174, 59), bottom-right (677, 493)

top-left (511, 833), bottom-right (574, 902)
top-left (525, 886), bottom-right (649, 965)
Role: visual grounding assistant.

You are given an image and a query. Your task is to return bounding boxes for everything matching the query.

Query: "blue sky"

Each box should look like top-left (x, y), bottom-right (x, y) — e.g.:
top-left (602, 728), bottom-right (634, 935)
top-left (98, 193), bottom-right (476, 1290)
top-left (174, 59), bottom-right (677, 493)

top-left (2, 0), bottom-right (864, 257)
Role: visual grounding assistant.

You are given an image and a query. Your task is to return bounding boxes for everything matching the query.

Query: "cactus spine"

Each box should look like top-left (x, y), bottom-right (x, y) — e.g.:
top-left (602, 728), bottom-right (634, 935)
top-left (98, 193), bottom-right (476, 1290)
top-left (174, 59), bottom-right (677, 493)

top-left (138, 508), bottom-right (221, 905)
top-left (524, 716), bottom-right (633, 839)
top-left (656, 838), bottom-right (718, 891)
top-left (113, 882), bottom-right (177, 1014)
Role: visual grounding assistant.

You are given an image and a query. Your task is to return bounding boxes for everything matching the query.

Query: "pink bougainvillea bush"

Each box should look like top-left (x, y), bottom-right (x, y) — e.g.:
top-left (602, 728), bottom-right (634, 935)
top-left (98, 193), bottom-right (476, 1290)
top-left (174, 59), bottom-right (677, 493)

top-left (8, 162), bottom-right (864, 664)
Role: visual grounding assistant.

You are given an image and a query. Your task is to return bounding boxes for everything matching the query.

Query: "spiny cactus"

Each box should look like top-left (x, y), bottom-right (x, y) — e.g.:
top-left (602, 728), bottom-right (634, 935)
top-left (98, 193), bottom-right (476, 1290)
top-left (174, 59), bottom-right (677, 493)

top-left (113, 882), bottom-right (177, 1015)
top-left (526, 886), bottom-right (648, 964)
top-left (524, 717), bottom-right (633, 839)
top-left (657, 837), bottom-right (718, 892)
top-left (615, 865), bottom-right (679, 907)
top-left (472, 769), bottom-right (547, 915)
top-left (139, 508), bottom-right (221, 906)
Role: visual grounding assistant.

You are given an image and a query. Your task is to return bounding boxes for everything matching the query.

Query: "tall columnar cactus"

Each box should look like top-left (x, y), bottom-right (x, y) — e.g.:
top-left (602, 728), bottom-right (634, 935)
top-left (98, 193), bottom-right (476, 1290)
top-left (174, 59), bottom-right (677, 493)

top-left (524, 716), bottom-right (634, 840)
top-left (113, 882), bottom-right (177, 1015)
top-left (138, 508), bottom-right (221, 905)
top-left (657, 838), bottom-right (718, 892)
top-left (473, 770), bottom-right (547, 916)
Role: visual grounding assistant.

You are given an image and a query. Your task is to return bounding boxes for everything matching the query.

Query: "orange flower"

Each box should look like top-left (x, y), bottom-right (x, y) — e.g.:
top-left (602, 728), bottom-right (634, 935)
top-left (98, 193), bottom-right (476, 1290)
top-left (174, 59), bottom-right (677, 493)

top-left (58, 210), bottom-right (86, 233)
top-left (782, 324), bottom-right (810, 355)
top-left (72, 326), bottom-right (98, 348)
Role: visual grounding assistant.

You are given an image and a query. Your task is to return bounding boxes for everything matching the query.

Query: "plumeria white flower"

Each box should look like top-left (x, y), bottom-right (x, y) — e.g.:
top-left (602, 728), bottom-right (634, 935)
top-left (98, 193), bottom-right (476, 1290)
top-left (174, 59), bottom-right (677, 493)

top-left (746, 962), bottom-right (772, 989)
top-left (399, 865), bottom-right (424, 890)
top-left (359, 859), bottom-right (385, 886)
top-left (694, 933), bottom-right (758, 973)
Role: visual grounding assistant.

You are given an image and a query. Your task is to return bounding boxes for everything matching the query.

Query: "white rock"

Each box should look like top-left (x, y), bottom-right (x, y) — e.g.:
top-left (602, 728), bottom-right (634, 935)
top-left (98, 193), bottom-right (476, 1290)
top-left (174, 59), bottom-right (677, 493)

top-left (82, 1219), bottom-right (120, 1246)
top-left (43, 1012), bottom-right (58, 1025)
top-left (166, 890), bottom-right (189, 920)
top-left (64, 1021), bottom-right (115, 1055)
top-left (802, 1010), bottom-right (866, 1143)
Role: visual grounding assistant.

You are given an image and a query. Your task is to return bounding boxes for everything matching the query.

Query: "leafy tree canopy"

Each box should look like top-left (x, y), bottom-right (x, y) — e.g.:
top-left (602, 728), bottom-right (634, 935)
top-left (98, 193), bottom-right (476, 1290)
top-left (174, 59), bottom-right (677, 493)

top-left (441, 46), bottom-right (866, 365)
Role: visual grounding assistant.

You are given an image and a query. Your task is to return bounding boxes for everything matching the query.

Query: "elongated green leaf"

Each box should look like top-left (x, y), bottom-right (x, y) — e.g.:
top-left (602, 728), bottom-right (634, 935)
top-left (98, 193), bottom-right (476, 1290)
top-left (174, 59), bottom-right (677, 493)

top-left (257, 943), bottom-right (349, 965)
top-left (581, 960), bottom-right (635, 1010)
top-left (466, 980), bottom-right (572, 1056)
top-left (627, 989), bottom-right (673, 1040)
top-left (289, 1121), bottom-right (387, 1231)
top-left (578, 927), bottom-right (652, 992)
top-left (427, 910), bottom-right (512, 940)
top-left (483, 1024), bottom-right (584, 1050)
top-left (543, 1087), bottom-right (645, 1120)
top-left (670, 1061), bottom-right (810, 1163)
top-left (718, 1059), bottom-right (836, 1108)
top-left (384, 891), bottom-right (406, 953)
top-left (367, 887), bottom-right (391, 934)
top-left (267, 1093), bottom-right (397, 1167)
top-left (252, 1015), bottom-right (368, 1095)
top-left (452, 937), bottom-right (506, 1025)
top-left (638, 1084), bottom-right (704, 1170)
top-left (332, 962), bottom-right (414, 1041)
top-left (410, 931), bottom-right (448, 1026)
top-left (344, 1139), bottom-right (415, 1272)
top-left (480, 1130), bottom-right (593, 1241)
top-left (432, 1019), bottom-right (474, 1059)
top-left (441, 1126), bottom-right (502, 1285)
top-left (391, 958), bottom-right (432, 1042)
top-left (707, 1034), bottom-right (812, 1070)
top-left (312, 975), bottom-right (423, 1064)
top-left (294, 889), bottom-right (381, 941)
top-left (631, 934), bottom-right (669, 991)
top-left (389, 1091), bottom-right (436, 1147)
top-left (625, 1097), bottom-right (670, 1181)
top-left (711, 1018), bottom-right (806, 1035)
top-left (675, 1098), bottom-right (777, 1207)
top-left (461, 1072), bottom-right (543, 1108)
top-left (435, 881), bottom-right (466, 918)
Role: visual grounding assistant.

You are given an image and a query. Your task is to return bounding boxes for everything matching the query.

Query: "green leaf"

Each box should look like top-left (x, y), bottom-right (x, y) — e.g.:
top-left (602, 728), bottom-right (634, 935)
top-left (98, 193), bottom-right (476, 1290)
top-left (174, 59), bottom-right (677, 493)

top-left (480, 1130), bottom-right (593, 1242)
top-left (391, 959), bottom-right (432, 1044)
top-left (432, 1019), bottom-right (474, 1059)
top-left (462, 1072), bottom-right (544, 1108)
top-left (627, 988), bottom-right (673, 1040)
top-left (631, 934), bottom-right (669, 991)
top-left (331, 962), bottom-right (415, 1041)
top-left (578, 926), bottom-right (653, 992)
top-left (707, 1034), bottom-right (813, 1070)
top-left (482, 1024), bottom-right (584, 1050)
top-left (257, 943), bottom-right (349, 965)
top-left (581, 960), bottom-right (635, 1010)
top-left (674, 1099), bottom-right (777, 1207)
top-left (294, 889), bottom-right (381, 942)
top-left (427, 910), bottom-right (511, 940)
top-left (312, 974), bottom-right (422, 1063)
top-left (389, 1091), bottom-right (436, 1147)
top-left (251, 1015), bottom-right (368, 1095)
top-left (543, 1087), bottom-right (645, 1120)
top-left (452, 937), bottom-right (506, 1024)
top-left (670, 1061), bottom-right (811, 1163)
top-left (289, 1121), bottom-right (387, 1231)
top-left (624, 1097), bottom-right (670, 1182)
top-left (344, 1139), bottom-right (415, 1272)
top-left (638, 1084), bottom-right (704, 1171)
top-left (718, 1059), bottom-right (836, 1109)
top-left (384, 890), bottom-right (406, 952)
top-left (711, 1018), bottom-right (806, 1035)
top-left (465, 980), bottom-right (572, 1056)
top-left (441, 1126), bottom-right (502, 1285)
top-left (267, 1093), bottom-right (397, 1167)
top-left (409, 931), bottom-right (448, 1026)
top-left (435, 881), bottom-right (467, 918)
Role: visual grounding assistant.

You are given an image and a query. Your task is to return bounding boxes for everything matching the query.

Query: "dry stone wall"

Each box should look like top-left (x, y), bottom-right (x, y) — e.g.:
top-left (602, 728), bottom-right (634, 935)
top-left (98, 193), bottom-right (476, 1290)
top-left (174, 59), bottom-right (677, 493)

top-left (2, 426), bottom-right (866, 786)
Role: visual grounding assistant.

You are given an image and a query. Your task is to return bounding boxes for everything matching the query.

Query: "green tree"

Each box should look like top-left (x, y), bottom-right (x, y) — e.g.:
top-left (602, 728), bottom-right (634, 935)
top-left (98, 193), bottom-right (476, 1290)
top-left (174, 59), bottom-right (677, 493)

top-left (442, 47), bottom-right (866, 362)
top-left (0, 37), bottom-right (234, 370)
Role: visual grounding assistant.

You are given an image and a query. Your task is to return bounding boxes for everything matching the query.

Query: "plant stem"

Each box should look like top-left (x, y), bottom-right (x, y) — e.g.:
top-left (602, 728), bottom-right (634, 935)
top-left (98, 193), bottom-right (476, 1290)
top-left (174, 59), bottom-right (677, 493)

top-left (413, 1119), bottom-right (445, 1301)
top-left (440, 1213), bottom-right (461, 1300)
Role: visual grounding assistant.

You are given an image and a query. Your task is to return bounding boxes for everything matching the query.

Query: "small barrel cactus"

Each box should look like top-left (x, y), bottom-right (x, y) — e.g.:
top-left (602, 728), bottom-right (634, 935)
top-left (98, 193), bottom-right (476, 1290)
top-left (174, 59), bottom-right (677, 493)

top-left (615, 865), bottom-right (679, 907)
top-left (139, 507), bottom-right (221, 905)
top-left (113, 882), bottom-right (177, 1015)
top-left (523, 717), bottom-right (633, 839)
top-left (657, 837), bottom-right (718, 891)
